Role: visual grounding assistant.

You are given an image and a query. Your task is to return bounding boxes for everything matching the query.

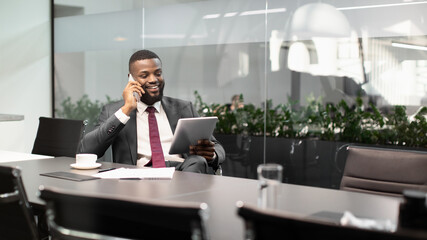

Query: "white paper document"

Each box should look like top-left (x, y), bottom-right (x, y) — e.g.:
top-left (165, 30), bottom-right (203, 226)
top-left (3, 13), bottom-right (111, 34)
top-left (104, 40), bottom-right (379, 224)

top-left (93, 167), bottom-right (175, 180)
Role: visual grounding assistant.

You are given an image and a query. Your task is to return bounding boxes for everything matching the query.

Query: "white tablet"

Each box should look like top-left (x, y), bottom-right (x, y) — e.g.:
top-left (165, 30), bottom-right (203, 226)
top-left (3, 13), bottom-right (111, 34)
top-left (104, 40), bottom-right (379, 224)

top-left (169, 116), bottom-right (218, 154)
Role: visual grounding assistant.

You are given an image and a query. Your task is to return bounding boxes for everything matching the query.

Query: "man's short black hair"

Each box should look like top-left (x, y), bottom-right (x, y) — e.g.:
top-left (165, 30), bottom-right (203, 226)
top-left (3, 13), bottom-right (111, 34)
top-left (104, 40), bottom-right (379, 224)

top-left (128, 50), bottom-right (161, 72)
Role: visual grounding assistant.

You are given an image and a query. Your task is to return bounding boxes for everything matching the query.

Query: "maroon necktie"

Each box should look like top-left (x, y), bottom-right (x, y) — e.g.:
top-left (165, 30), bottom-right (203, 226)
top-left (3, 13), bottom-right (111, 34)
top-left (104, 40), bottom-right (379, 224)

top-left (146, 107), bottom-right (166, 168)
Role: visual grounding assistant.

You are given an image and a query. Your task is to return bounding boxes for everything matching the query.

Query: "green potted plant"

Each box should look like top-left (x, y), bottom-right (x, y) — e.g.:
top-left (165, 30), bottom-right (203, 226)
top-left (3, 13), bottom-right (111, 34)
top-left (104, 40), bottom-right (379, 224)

top-left (56, 94), bottom-right (115, 129)
top-left (194, 91), bottom-right (427, 187)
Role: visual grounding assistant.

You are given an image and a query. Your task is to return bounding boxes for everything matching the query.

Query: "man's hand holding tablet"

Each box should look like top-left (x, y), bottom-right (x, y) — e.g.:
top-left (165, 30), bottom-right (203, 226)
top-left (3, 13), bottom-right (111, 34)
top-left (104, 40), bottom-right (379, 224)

top-left (169, 117), bottom-right (218, 156)
top-left (189, 139), bottom-right (216, 163)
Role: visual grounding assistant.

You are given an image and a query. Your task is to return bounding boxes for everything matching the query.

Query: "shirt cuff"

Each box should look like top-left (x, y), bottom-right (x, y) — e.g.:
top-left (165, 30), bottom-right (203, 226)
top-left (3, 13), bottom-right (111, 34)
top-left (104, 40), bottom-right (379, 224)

top-left (115, 108), bottom-right (130, 124)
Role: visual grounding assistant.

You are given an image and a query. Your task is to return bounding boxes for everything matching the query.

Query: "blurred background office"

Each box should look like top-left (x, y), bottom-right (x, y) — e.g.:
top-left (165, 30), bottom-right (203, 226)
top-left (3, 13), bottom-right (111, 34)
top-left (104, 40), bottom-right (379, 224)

top-left (1, 0), bottom-right (426, 167)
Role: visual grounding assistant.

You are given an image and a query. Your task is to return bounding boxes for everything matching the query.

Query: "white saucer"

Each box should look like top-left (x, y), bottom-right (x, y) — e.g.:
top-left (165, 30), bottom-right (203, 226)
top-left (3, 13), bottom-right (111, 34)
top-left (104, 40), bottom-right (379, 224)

top-left (70, 163), bottom-right (101, 170)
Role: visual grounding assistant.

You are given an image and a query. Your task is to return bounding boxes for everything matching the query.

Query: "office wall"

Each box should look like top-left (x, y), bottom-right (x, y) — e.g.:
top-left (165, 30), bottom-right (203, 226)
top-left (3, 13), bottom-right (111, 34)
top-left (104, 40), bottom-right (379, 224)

top-left (0, 0), bottom-right (51, 152)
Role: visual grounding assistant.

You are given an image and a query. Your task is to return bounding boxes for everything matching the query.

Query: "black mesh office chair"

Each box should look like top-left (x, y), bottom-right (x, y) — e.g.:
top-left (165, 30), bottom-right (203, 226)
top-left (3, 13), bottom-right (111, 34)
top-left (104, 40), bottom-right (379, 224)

top-left (0, 166), bottom-right (39, 240)
top-left (39, 186), bottom-right (210, 240)
top-left (237, 201), bottom-right (426, 240)
top-left (32, 117), bottom-right (87, 158)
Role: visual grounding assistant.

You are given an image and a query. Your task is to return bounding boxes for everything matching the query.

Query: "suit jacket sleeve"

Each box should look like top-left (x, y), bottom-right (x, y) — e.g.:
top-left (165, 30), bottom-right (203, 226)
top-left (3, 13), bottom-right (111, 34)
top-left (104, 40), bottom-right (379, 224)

top-left (78, 102), bottom-right (125, 158)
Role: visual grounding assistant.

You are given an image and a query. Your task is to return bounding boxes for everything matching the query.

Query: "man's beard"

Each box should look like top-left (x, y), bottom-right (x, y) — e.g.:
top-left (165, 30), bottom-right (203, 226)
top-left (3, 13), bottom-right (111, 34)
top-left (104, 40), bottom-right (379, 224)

top-left (140, 83), bottom-right (164, 105)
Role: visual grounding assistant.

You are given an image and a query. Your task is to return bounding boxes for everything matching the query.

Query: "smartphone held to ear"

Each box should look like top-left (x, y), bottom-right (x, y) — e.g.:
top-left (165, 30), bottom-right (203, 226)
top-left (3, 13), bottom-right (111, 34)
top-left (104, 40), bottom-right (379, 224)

top-left (128, 74), bottom-right (140, 102)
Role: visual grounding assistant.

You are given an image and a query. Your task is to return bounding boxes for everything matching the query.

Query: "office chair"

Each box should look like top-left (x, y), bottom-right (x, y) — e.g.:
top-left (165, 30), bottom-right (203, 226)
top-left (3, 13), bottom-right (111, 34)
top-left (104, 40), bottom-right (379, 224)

top-left (32, 117), bottom-right (87, 158)
top-left (39, 186), bottom-right (210, 240)
top-left (340, 146), bottom-right (427, 197)
top-left (237, 201), bottom-right (426, 240)
top-left (0, 166), bottom-right (39, 240)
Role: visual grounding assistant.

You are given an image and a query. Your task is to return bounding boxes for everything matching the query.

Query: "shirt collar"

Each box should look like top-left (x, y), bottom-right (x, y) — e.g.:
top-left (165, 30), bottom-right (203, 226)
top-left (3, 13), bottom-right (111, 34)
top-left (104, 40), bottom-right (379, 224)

top-left (137, 101), bottom-right (162, 114)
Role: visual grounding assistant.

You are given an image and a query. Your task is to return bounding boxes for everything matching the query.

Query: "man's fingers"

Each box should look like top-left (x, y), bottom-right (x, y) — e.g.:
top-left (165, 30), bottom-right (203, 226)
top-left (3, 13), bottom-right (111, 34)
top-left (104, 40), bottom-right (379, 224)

top-left (196, 150), bottom-right (215, 157)
top-left (132, 85), bottom-right (144, 95)
top-left (191, 144), bottom-right (214, 151)
top-left (195, 146), bottom-right (215, 152)
top-left (197, 139), bottom-right (214, 146)
top-left (189, 146), bottom-right (196, 155)
top-left (190, 145), bottom-right (215, 162)
top-left (128, 79), bottom-right (145, 95)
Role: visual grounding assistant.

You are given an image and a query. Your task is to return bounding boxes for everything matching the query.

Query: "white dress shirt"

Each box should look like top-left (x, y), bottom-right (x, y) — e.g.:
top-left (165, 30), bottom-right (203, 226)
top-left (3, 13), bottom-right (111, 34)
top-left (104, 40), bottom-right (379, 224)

top-left (114, 101), bottom-right (184, 167)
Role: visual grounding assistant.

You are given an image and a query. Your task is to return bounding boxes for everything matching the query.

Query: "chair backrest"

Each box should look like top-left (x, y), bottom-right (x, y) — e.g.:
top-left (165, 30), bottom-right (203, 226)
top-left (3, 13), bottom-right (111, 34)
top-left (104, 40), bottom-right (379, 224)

top-left (39, 186), bottom-right (210, 240)
top-left (340, 146), bottom-right (427, 197)
top-left (237, 202), bottom-right (425, 240)
top-left (0, 166), bottom-right (39, 240)
top-left (32, 117), bottom-right (86, 158)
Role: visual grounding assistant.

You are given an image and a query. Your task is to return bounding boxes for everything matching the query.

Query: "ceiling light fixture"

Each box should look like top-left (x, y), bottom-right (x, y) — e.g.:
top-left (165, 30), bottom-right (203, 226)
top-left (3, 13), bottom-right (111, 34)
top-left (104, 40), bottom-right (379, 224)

top-left (224, 12), bottom-right (238, 17)
top-left (203, 14), bottom-right (221, 19)
top-left (391, 42), bottom-right (427, 51)
top-left (114, 37), bottom-right (127, 42)
top-left (202, 8), bottom-right (286, 20)
top-left (239, 8), bottom-right (286, 16)
top-left (291, 3), bottom-right (350, 38)
top-left (337, 1), bottom-right (427, 11)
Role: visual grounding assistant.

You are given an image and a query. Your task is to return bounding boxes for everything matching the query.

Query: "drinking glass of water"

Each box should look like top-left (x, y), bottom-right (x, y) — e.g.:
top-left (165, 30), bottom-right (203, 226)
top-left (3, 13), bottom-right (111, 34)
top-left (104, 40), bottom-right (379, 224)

top-left (257, 163), bottom-right (283, 209)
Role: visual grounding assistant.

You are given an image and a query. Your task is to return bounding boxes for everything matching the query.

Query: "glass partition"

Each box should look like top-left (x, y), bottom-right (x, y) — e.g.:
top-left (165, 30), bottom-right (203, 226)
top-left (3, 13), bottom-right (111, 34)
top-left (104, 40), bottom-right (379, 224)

top-left (53, 0), bottom-right (427, 188)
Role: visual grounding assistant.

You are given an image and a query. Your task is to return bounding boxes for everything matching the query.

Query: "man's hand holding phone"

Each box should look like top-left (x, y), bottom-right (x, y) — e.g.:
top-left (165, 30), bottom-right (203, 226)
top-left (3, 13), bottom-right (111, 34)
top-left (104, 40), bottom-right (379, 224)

top-left (121, 74), bottom-right (144, 116)
top-left (128, 75), bottom-right (142, 102)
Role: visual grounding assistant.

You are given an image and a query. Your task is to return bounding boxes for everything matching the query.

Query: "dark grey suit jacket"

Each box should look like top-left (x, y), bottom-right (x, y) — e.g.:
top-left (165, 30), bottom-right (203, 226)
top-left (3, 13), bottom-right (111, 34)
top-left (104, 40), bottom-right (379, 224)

top-left (79, 96), bottom-right (225, 169)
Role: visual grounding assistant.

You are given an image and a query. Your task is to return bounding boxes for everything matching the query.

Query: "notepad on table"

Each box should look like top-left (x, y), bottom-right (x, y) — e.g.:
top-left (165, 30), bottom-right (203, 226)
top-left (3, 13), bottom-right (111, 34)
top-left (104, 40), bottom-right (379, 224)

top-left (40, 172), bottom-right (99, 181)
top-left (93, 167), bottom-right (175, 180)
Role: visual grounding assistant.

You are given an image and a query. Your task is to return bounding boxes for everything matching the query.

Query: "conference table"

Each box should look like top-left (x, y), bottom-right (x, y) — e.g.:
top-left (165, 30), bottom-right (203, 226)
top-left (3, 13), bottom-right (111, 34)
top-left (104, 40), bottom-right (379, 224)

top-left (0, 157), bottom-right (408, 240)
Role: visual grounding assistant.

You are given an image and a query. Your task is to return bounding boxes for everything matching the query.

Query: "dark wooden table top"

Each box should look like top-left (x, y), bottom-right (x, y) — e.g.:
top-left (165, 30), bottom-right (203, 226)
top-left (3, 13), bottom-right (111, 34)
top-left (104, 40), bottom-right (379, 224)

top-left (1, 157), bottom-right (406, 240)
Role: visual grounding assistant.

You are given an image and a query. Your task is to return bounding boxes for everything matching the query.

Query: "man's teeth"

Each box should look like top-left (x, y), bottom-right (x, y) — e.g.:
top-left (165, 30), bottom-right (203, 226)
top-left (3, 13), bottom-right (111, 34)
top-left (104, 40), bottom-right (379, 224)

top-left (147, 86), bottom-right (158, 89)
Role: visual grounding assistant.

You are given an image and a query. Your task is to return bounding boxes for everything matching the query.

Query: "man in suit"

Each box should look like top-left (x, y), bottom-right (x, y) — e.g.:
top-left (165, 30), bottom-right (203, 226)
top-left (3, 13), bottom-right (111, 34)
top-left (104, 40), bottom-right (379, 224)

top-left (79, 50), bottom-right (225, 174)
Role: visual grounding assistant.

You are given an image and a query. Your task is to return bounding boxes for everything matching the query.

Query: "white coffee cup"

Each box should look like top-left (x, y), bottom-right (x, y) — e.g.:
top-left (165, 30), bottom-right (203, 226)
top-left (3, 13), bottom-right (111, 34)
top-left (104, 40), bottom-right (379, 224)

top-left (75, 153), bottom-right (97, 166)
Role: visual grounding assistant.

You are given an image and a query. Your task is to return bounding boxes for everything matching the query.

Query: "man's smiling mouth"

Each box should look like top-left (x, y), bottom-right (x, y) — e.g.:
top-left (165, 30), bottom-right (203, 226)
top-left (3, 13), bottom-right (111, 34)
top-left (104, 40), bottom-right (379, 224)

top-left (146, 86), bottom-right (159, 90)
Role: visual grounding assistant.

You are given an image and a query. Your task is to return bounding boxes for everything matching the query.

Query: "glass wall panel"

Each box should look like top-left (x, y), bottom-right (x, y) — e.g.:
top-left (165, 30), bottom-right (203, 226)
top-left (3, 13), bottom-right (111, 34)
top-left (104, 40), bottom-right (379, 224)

top-left (277, 0), bottom-right (427, 112)
top-left (263, 0), bottom-right (427, 187)
top-left (53, 0), bottom-right (427, 187)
